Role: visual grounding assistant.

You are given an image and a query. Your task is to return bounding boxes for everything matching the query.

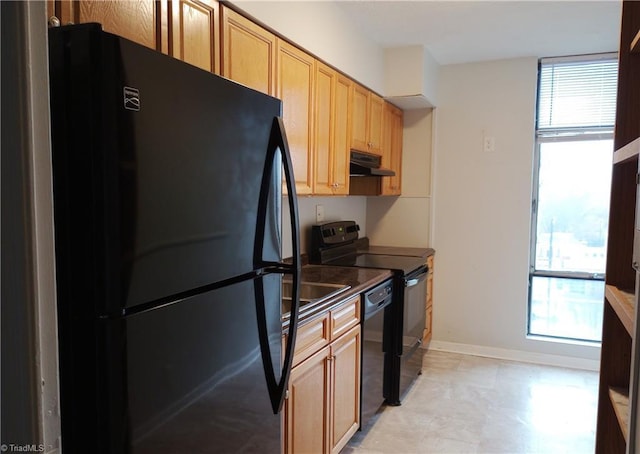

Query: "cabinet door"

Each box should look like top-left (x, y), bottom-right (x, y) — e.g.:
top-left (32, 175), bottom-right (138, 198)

top-left (332, 73), bottom-right (352, 195)
top-left (55, 1), bottom-right (160, 50)
top-left (350, 83), bottom-right (369, 152)
top-left (390, 107), bottom-right (403, 193)
top-left (221, 6), bottom-right (276, 95)
top-left (381, 103), bottom-right (395, 195)
top-left (170, 0), bottom-right (219, 74)
top-left (313, 64), bottom-right (351, 195)
top-left (47, 1), bottom-right (55, 21)
top-left (382, 103), bottom-right (403, 195)
top-left (285, 346), bottom-right (330, 454)
top-left (330, 325), bottom-right (361, 454)
top-left (368, 92), bottom-right (384, 155)
top-left (277, 40), bottom-right (315, 195)
top-left (313, 62), bottom-right (335, 195)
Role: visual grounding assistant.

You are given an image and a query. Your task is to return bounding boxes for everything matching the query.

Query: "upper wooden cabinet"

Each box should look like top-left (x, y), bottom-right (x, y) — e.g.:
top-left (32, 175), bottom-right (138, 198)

top-left (50, 0), bottom-right (220, 74)
top-left (313, 62), bottom-right (351, 195)
top-left (381, 102), bottom-right (403, 196)
top-left (368, 93), bottom-right (384, 155)
top-left (277, 40), bottom-right (315, 195)
top-left (333, 74), bottom-right (352, 195)
top-left (51, 0), bottom-right (160, 50)
top-left (169, 0), bottom-right (219, 74)
top-left (350, 83), bottom-right (383, 155)
top-left (350, 83), bottom-right (369, 152)
top-left (49, 1), bottom-right (403, 198)
top-left (221, 6), bottom-right (276, 95)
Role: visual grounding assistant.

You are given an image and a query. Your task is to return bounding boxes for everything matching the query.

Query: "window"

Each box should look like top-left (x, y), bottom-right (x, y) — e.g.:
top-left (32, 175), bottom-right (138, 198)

top-left (529, 54), bottom-right (617, 343)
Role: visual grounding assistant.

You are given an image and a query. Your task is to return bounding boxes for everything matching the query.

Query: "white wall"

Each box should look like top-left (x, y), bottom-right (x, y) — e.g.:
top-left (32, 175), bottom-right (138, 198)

top-left (432, 57), bottom-right (600, 362)
top-left (367, 108), bottom-right (434, 247)
top-left (384, 46), bottom-right (439, 107)
top-left (282, 196), bottom-right (368, 259)
top-left (231, 1), bottom-right (384, 92)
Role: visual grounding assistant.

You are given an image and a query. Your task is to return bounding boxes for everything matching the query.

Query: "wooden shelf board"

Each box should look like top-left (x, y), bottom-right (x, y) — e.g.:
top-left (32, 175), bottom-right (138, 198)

top-left (613, 137), bottom-right (640, 164)
top-left (631, 29), bottom-right (640, 53)
top-left (609, 387), bottom-right (630, 442)
top-left (605, 285), bottom-right (635, 336)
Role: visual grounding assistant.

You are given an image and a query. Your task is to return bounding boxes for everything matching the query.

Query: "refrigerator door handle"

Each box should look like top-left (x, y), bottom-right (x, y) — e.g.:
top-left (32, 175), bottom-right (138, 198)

top-left (254, 117), bottom-right (301, 414)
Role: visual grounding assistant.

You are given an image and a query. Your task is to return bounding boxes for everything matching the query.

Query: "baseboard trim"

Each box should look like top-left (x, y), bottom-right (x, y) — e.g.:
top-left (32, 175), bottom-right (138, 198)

top-left (427, 340), bottom-right (600, 371)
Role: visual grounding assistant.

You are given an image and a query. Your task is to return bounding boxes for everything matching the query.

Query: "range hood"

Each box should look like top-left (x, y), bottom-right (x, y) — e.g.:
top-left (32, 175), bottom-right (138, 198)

top-left (349, 150), bottom-right (395, 177)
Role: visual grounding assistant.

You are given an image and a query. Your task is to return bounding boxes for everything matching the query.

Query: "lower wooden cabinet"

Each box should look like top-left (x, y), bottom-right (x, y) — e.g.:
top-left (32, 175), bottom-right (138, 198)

top-left (285, 324), bottom-right (361, 454)
top-left (284, 295), bottom-right (361, 454)
top-left (424, 254), bottom-right (434, 344)
top-left (329, 325), bottom-right (361, 453)
top-left (286, 343), bottom-right (331, 454)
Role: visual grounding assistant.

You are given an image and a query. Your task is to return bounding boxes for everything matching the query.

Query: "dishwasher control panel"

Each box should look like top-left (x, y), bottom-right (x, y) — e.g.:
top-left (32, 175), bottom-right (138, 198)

top-left (363, 279), bottom-right (393, 317)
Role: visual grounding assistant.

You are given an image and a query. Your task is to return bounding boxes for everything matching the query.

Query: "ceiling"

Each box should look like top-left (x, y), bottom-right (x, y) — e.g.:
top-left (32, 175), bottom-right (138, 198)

top-left (333, 1), bottom-right (622, 65)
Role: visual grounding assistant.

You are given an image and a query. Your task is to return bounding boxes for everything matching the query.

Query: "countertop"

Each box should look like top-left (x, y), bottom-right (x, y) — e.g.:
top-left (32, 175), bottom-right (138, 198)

top-left (299, 264), bottom-right (393, 294)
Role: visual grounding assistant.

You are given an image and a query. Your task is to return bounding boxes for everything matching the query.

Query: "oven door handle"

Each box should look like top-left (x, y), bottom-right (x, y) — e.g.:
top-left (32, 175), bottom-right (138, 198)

top-left (405, 265), bottom-right (429, 287)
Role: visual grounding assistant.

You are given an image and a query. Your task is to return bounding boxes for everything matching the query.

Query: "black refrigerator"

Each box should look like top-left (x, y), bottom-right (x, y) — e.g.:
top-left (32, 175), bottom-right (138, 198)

top-left (48, 24), bottom-right (301, 453)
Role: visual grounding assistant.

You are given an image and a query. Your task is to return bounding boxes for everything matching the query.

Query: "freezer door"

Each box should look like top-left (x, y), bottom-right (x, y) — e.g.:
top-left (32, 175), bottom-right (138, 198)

top-left (103, 276), bottom-right (283, 453)
top-left (116, 39), bottom-right (283, 309)
top-left (48, 25), bottom-right (283, 313)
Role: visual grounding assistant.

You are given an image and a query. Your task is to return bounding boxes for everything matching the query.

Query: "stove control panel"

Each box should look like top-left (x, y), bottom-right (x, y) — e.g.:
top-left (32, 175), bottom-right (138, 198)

top-left (311, 221), bottom-right (360, 248)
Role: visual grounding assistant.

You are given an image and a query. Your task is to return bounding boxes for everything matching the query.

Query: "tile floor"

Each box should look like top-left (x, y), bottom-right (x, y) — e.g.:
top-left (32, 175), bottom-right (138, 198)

top-left (344, 349), bottom-right (599, 454)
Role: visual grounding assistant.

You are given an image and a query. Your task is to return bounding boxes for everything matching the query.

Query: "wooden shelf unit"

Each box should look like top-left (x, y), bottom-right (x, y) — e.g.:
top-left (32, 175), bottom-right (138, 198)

top-left (613, 136), bottom-right (640, 164)
top-left (631, 29), bottom-right (640, 53)
top-left (596, 0), bottom-right (640, 454)
top-left (605, 285), bottom-right (636, 335)
top-left (595, 2), bottom-right (640, 452)
top-left (610, 387), bottom-right (631, 442)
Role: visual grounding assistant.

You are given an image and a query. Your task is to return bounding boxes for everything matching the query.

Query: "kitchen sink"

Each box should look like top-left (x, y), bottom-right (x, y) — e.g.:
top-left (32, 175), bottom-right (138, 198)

top-left (282, 281), bottom-right (350, 302)
top-left (281, 281), bottom-right (351, 318)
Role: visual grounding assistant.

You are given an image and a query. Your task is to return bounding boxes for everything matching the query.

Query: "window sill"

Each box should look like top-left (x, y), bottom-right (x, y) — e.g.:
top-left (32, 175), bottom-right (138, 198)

top-left (526, 334), bottom-right (601, 349)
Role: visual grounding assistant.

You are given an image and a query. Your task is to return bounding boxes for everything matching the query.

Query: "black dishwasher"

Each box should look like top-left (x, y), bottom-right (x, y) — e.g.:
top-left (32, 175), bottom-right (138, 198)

top-left (360, 279), bottom-right (394, 431)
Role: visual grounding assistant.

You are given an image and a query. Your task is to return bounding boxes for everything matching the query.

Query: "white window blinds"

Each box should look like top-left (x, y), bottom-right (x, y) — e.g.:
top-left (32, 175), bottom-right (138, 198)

top-left (538, 54), bottom-right (618, 131)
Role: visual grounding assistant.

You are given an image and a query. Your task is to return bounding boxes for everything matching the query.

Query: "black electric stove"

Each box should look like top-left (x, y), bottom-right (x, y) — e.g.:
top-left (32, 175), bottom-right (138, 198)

top-left (309, 221), bottom-right (430, 412)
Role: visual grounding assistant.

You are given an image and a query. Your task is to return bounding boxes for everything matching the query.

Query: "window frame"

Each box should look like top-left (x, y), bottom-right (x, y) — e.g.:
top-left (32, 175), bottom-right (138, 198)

top-left (528, 53), bottom-right (617, 342)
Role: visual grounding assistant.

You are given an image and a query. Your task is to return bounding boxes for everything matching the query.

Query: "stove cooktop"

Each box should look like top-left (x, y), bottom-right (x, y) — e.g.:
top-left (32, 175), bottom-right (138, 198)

top-left (325, 253), bottom-right (426, 276)
top-left (311, 221), bottom-right (431, 275)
